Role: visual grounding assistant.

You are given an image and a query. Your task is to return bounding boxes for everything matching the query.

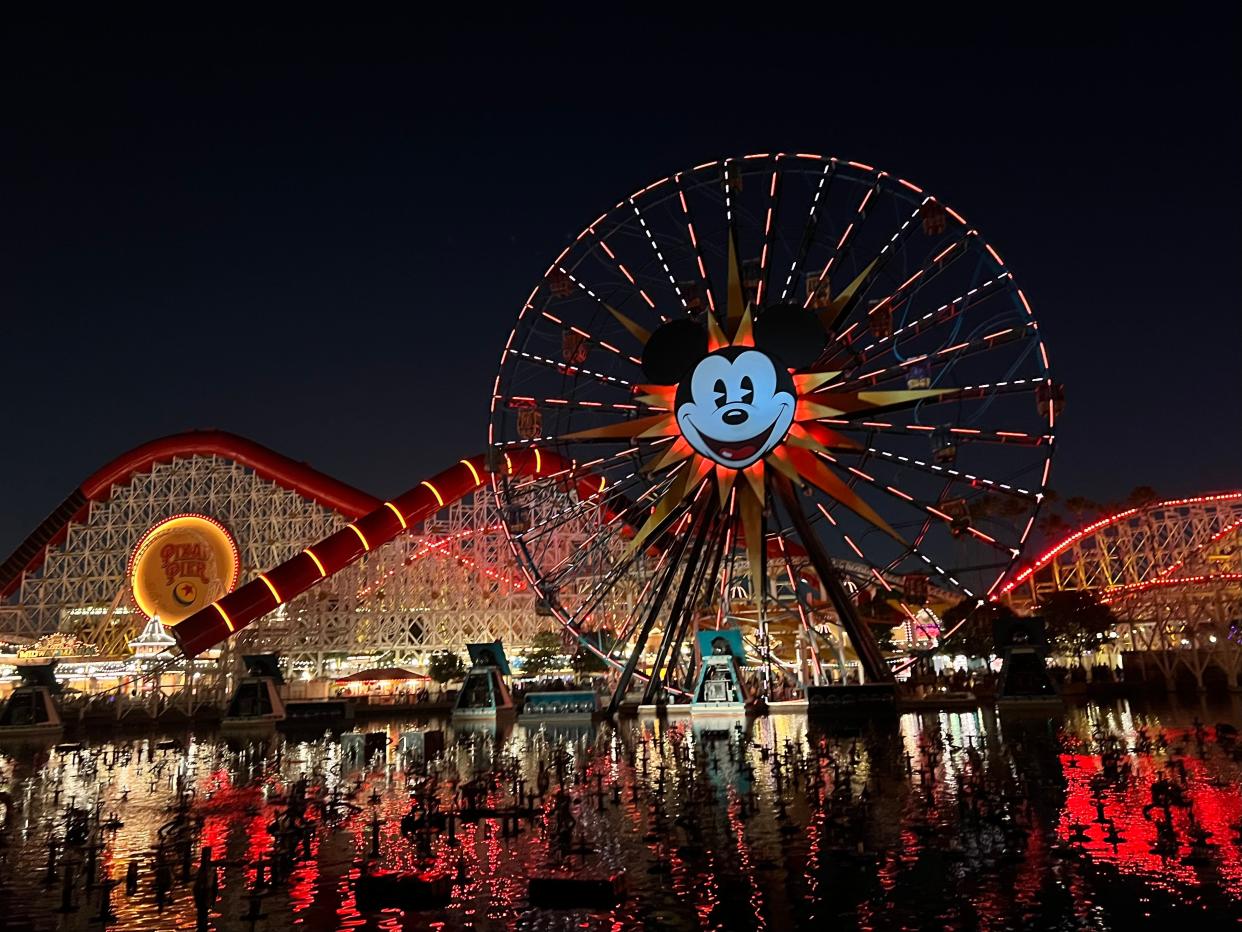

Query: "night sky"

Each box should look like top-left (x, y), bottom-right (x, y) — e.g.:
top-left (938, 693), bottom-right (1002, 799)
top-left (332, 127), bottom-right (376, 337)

top-left (2, 13), bottom-right (1238, 554)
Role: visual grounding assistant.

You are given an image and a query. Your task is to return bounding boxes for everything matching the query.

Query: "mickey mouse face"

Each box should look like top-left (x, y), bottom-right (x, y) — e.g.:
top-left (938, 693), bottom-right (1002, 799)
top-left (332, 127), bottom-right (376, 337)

top-left (640, 304), bottom-right (828, 473)
top-left (675, 348), bottom-right (794, 469)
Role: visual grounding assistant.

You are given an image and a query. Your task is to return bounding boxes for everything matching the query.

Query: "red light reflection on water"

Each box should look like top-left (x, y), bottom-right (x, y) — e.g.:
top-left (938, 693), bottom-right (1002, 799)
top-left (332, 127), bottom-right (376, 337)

top-left (1057, 744), bottom-right (1242, 899)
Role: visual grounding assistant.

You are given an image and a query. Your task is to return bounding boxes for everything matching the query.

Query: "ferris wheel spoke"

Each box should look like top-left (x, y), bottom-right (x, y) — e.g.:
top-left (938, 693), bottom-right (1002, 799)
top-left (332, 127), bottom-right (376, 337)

top-left (607, 493), bottom-right (714, 711)
top-left (567, 522), bottom-right (679, 667)
top-left (519, 486), bottom-right (646, 558)
top-left (532, 493), bottom-right (657, 576)
top-left (714, 501), bottom-right (741, 627)
top-left (506, 447), bottom-right (641, 496)
top-left (517, 509), bottom-right (634, 570)
top-left (587, 544), bottom-right (676, 650)
top-left (836, 196), bottom-right (941, 308)
top-left (627, 197), bottom-right (690, 313)
top-left (498, 431), bottom-right (654, 450)
top-left (753, 161), bottom-right (783, 307)
top-left (494, 434), bottom-right (560, 450)
top-left (780, 159), bottom-right (837, 301)
top-left (808, 494), bottom-right (975, 598)
top-left (818, 198), bottom-right (928, 335)
top-left (834, 272), bottom-right (1014, 368)
top-left (660, 523), bottom-right (728, 698)
top-left (772, 533), bottom-right (826, 683)
top-left (578, 521), bottom-right (677, 633)
top-left (673, 171), bottom-right (720, 314)
top-left (807, 388), bottom-right (964, 420)
top-left (539, 525), bottom-right (632, 592)
top-left (773, 475), bottom-right (893, 679)
top-left (502, 347), bottom-right (634, 392)
top-left (534, 473), bottom-right (692, 575)
top-left (584, 229), bottom-right (668, 318)
top-left (831, 235), bottom-right (981, 355)
top-left (516, 470), bottom-right (664, 550)
top-left (800, 175), bottom-right (883, 312)
top-left (543, 275), bottom-right (647, 365)
top-left (824, 378), bottom-right (1049, 427)
top-left (809, 450), bottom-right (1022, 557)
top-left (499, 396), bottom-right (660, 417)
top-left (861, 444), bottom-right (1043, 501)
top-left (823, 418), bottom-right (1051, 448)
top-left (826, 322), bottom-right (1038, 392)
top-left (505, 442), bottom-right (663, 498)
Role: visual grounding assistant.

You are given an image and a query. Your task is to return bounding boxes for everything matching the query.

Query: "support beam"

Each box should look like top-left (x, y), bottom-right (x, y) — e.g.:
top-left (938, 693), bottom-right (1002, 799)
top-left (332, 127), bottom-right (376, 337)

top-left (774, 474), bottom-right (893, 683)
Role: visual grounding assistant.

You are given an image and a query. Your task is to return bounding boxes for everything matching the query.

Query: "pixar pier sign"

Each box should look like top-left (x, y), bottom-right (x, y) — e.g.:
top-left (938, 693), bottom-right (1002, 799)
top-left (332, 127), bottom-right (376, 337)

top-left (128, 514), bottom-right (240, 624)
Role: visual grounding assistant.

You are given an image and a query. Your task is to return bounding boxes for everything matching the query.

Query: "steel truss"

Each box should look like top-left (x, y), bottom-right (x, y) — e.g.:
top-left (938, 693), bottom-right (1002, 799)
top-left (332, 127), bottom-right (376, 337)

top-left (0, 454), bottom-right (605, 676)
top-left (1002, 493), bottom-right (1242, 688)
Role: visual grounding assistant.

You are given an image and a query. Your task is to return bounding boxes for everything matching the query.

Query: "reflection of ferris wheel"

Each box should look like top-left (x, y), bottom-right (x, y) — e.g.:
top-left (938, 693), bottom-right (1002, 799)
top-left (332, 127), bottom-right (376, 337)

top-left (490, 154), bottom-right (1057, 709)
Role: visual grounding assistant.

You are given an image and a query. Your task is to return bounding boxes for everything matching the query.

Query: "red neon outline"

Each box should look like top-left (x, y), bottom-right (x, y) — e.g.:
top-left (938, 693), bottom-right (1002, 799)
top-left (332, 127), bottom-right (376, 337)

top-left (1100, 573), bottom-right (1242, 603)
top-left (997, 491), bottom-right (1242, 597)
top-left (1, 430), bottom-right (380, 597)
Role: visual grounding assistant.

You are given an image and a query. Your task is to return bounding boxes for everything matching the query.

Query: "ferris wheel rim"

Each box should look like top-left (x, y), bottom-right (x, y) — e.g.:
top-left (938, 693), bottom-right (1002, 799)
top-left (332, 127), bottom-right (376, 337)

top-left (489, 152), bottom-right (1057, 685)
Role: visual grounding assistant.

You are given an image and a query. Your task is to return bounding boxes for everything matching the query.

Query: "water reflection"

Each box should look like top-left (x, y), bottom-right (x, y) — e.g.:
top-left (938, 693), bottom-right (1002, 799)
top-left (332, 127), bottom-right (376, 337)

top-left (0, 698), bottom-right (1238, 930)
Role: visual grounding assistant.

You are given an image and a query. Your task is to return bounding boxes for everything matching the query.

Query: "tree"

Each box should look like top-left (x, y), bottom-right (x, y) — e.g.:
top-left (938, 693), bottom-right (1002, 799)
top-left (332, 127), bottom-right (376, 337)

top-left (1038, 590), bottom-right (1117, 679)
top-left (858, 588), bottom-right (903, 654)
top-left (427, 650), bottom-right (466, 684)
top-left (522, 630), bottom-right (565, 677)
top-left (1037, 511), bottom-right (1071, 538)
top-left (1124, 486), bottom-right (1159, 508)
top-left (869, 623), bottom-right (898, 653)
top-left (1064, 497), bottom-right (1105, 524)
top-left (571, 647), bottom-right (609, 676)
top-left (571, 631), bottom-right (614, 676)
top-left (939, 598), bottom-right (1017, 659)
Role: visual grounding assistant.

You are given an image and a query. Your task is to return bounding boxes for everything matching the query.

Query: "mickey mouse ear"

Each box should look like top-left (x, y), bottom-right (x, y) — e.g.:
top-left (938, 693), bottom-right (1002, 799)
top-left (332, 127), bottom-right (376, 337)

top-left (754, 304), bottom-right (828, 370)
top-left (641, 319), bottom-right (708, 384)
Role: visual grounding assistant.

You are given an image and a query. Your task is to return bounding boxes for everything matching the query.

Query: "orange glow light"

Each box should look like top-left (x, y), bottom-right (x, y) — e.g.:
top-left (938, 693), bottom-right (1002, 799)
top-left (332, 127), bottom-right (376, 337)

top-left (212, 601), bottom-right (235, 632)
top-left (304, 547), bottom-right (326, 577)
top-left (258, 573), bottom-right (282, 604)
top-left (421, 481), bottom-right (444, 507)
top-left (384, 501), bottom-right (408, 529)
top-left (347, 523), bottom-right (371, 551)
top-left (460, 459), bottom-right (482, 485)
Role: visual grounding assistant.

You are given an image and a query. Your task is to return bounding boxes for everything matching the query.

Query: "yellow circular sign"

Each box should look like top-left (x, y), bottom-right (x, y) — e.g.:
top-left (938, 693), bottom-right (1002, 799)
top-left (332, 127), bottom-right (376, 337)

top-left (129, 514), bottom-right (240, 624)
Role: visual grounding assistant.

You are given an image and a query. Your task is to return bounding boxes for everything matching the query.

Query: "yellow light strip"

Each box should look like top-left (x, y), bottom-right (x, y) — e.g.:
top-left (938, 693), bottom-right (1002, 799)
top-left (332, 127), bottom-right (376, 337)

top-left (258, 573), bottom-right (281, 604)
top-left (347, 523), bottom-right (371, 551)
top-left (421, 481), bottom-right (444, 507)
top-left (504, 453), bottom-right (513, 475)
top-left (534, 448), bottom-right (542, 474)
top-left (212, 601), bottom-right (235, 633)
top-left (303, 547), bottom-right (326, 577)
top-left (384, 501), bottom-right (408, 529)
top-left (460, 458), bottom-right (481, 485)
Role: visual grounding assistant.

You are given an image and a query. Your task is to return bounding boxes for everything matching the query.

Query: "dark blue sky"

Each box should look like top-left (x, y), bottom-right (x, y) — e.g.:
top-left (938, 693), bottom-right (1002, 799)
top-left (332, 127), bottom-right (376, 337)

top-left (1, 12), bottom-right (1238, 553)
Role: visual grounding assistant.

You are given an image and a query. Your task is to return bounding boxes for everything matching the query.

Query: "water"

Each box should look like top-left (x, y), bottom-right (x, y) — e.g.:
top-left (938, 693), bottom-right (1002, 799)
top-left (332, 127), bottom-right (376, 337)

top-left (1, 698), bottom-right (1241, 930)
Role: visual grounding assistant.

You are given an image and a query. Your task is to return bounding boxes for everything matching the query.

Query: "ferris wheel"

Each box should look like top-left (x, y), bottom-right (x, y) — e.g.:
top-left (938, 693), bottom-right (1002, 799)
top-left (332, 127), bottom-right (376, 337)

top-left (489, 154), bottom-right (1057, 708)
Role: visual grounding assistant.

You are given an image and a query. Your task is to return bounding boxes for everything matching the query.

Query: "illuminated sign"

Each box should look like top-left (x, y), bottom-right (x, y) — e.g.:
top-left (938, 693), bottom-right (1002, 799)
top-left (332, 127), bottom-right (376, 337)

top-left (17, 633), bottom-right (99, 658)
top-left (676, 348), bottom-right (795, 470)
top-left (129, 514), bottom-right (240, 624)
